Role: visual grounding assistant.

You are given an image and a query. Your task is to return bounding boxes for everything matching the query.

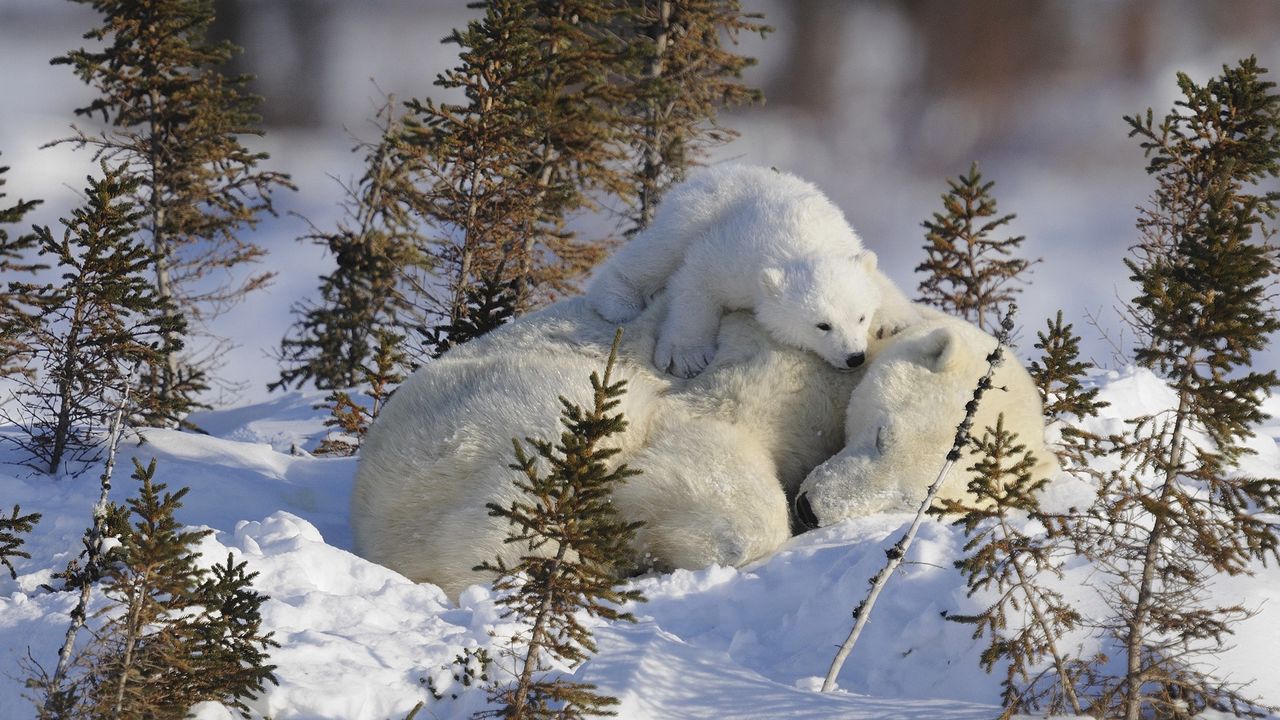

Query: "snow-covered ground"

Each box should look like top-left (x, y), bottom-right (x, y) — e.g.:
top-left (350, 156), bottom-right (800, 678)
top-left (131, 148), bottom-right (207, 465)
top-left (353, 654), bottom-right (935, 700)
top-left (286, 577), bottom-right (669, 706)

top-left (2, 367), bottom-right (1278, 719)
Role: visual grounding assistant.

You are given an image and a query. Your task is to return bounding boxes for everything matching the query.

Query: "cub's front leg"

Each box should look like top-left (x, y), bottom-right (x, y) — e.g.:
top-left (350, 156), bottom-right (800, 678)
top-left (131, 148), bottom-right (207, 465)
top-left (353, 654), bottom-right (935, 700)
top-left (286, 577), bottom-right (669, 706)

top-left (653, 267), bottom-right (724, 378)
top-left (870, 270), bottom-right (922, 341)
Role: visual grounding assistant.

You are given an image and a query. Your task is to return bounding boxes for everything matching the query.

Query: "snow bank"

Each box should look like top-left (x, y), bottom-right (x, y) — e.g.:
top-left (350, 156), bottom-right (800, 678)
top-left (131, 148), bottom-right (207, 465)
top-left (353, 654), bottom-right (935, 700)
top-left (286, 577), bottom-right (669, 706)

top-left (2, 368), bottom-right (1278, 719)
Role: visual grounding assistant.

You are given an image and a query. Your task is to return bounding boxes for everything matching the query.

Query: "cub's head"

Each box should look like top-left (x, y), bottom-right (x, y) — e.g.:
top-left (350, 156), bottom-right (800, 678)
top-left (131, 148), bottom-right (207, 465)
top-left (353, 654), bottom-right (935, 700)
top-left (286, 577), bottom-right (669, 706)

top-left (755, 251), bottom-right (881, 371)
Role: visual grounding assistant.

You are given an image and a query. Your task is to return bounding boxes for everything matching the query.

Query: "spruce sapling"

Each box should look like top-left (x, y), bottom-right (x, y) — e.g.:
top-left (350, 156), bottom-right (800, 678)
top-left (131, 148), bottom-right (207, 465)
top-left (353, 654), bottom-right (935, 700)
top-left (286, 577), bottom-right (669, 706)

top-left (3, 167), bottom-right (180, 475)
top-left (619, 0), bottom-right (770, 233)
top-left (314, 328), bottom-right (406, 456)
top-left (477, 330), bottom-right (644, 719)
top-left (67, 458), bottom-right (277, 719)
top-left (191, 554), bottom-right (280, 718)
top-left (399, 0), bottom-right (623, 346)
top-left (1028, 312), bottom-right (1105, 422)
top-left (822, 306), bottom-right (1017, 693)
top-left (930, 415), bottom-right (1083, 717)
top-left (1, 505), bottom-right (41, 580)
top-left (1028, 311), bottom-right (1109, 471)
top-left (917, 163), bottom-right (1038, 333)
top-left (1076, 56), bottom-right (1280, 719)
top-left (273, 98), bottom-right (424, 390)
top-left (51, 0), bottom-right (293, 422)
top-left (420, 267), bottom-right (518, 359)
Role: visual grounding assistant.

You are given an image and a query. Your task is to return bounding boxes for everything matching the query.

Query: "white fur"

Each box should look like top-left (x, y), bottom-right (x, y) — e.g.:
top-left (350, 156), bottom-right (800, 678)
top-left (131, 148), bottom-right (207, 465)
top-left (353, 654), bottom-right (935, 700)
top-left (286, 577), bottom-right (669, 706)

top-left (587, 165), bottom-right (917, 378)
top-left (796, 307), bottom-right (1059, 526)
top-left (351, 296), bottom-right (862, 600)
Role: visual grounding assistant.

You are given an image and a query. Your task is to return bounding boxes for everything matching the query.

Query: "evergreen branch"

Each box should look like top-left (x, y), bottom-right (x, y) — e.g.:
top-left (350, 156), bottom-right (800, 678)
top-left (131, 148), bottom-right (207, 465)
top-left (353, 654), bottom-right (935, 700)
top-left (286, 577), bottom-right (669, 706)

top-left (0, 505), bottom-right (41, 580)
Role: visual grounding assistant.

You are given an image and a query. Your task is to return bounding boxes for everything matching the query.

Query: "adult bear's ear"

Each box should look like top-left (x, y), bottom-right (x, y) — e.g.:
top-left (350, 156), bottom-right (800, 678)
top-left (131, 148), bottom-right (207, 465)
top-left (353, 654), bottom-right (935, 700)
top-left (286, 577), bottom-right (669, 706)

top-left (912, 327), bottom-right (961, 373)
top-left (761, 267), bottom-right (785, 298)
top-left (855, 249), bottom-right (878, 271)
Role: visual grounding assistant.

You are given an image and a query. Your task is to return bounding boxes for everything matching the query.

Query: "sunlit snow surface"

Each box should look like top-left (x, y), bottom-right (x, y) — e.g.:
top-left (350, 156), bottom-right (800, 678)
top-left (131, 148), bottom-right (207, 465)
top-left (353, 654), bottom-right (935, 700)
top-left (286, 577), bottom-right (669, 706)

top-left (2, 368), bottom-right (1278, 719)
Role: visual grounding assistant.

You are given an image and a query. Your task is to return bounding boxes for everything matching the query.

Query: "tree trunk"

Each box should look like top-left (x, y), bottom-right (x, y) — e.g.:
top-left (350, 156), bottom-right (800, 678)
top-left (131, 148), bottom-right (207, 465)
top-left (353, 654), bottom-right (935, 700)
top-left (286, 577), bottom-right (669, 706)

top-left (1003, 515), bottom-right (1083, 715)
top-left (508, 544), bottom-right (568, 718)
top-left (46, 301), bottom-right (86, 474)
top-left (637, 0), bottom-right (673, 232)
top-left (45, 372), bottom-right (134, 711)
top-left (1121, 387), bottom-right (1190, 720)
top-left (149, 85), bottom-right (181, 420)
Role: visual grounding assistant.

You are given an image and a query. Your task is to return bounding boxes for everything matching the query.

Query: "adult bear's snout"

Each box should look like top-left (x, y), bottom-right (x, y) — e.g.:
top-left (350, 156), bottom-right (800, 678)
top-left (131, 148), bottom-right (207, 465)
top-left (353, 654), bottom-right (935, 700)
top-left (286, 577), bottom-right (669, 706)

top-left (795, 492), bottom-right (820, 529)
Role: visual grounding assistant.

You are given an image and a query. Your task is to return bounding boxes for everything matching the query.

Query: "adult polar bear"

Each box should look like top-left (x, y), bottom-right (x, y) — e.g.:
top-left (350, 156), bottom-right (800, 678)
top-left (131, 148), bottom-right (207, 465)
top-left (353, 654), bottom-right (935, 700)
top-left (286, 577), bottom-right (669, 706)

top-left (352, 296), bottom-right (862, 599)
top-left (351, 300), bottom-right (1058, 599)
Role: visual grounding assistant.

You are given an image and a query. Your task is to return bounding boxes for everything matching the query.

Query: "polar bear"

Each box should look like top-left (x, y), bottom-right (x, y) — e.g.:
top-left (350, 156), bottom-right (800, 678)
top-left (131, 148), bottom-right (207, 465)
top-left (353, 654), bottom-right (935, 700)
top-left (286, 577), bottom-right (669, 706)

top-left (351, 295), bottom-right (864, 600)
top-left (587, 165), bottom-right (917, 378)
top-left (794, 307), bottom-right (1058, 528)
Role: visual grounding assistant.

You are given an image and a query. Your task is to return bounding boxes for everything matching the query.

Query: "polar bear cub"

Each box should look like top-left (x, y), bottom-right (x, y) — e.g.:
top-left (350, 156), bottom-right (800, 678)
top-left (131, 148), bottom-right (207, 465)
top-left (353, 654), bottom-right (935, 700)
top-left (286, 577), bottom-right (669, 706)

top-left (588, 164), bottom-right (914, 378)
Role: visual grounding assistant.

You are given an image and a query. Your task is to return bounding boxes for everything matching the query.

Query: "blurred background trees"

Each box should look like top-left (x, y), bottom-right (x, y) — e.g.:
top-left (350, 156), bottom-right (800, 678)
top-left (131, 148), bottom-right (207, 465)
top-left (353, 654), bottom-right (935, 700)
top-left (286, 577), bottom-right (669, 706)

top-left (2, 0), bottom-right (1278, 395)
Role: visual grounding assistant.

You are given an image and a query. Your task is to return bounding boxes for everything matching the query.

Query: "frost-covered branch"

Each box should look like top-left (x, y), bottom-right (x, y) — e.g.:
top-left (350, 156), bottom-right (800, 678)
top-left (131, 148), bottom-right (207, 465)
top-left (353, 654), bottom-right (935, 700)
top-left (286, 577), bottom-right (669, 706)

top-left (822, 305), bottom-right (1016, 693)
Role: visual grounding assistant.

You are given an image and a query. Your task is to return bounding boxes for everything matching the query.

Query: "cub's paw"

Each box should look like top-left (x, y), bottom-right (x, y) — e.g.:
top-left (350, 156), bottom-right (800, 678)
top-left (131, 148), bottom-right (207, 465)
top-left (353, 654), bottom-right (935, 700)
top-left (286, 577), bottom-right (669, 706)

top-left (873, 304), bottom-right (922, 340)
top-left (654, 337), bottom-right (718, 378)
top-left (588, 284), bottom-right (647, 324)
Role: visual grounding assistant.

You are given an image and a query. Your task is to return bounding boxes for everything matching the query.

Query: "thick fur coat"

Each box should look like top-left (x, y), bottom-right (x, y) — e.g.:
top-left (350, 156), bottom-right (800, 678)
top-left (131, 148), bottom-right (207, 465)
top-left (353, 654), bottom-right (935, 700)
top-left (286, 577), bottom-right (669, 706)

top-left (586, 165), bottom-right (917, 377)
top-left (351, 296), bottom-right (863, 599)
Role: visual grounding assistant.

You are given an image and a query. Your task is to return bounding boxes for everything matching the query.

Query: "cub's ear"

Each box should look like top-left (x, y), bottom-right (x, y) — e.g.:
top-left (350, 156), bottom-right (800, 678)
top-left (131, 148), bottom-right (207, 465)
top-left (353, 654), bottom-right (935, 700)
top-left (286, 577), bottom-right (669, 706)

top-left (912, 327), bottom-right (962, 373)
top-left (760, 267), bottom-right (785, 298)
top-left (854, 249), bottom-right (878, 271)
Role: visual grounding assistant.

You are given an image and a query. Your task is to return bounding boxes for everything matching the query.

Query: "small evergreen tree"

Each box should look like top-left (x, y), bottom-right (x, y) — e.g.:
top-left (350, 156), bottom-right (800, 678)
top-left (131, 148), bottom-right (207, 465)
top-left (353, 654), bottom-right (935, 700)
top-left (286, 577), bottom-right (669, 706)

top-left (478, 331), bottom-right (644, 719)
top-left (1028, 311), bottom-right (1105, 422)
top-left (60, 458), bottom-right (277, 719)
top-left (52, 0), bottom-right (293, 422)
top-left (1027, 311), bottom-right (1109, 470)
top-left (4, 166), bottom-right (181, 475)
top-left (1077, 57), bottom-right (1280, 719)
top-left (494, 1), bottom-right (633, 310)
top-left (930, 416), bottom-right (1083, 717)
top-left (191, 553), bottom-right (280, 717)
top-left (399, 0), bottom-right (625, 350)
top-left (313, 329), bottom-right (405, 456)
top-left (420, 266), bottom-right (518, 359)
top-left (0, 154), bottom-right (46, 379)
top-left (619, 0), bottom-right (769, 233)
top-left (312, 391), bottom-right (366, 458)
top-left (1, 505), bottom-right (42, 580)
top-left (917, 163), bottom-right (1037, 333)
top-left (392, 1), bottom-right (769, 356)
top-left (273, 98), bottom-right (424, 390)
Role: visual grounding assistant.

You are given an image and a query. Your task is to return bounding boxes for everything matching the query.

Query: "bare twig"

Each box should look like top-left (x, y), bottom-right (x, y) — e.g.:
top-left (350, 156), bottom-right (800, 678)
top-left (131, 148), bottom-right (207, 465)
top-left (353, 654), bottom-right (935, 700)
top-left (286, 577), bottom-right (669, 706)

top-left (821, 306), bottom-right (1017, 692)
top-left (43, 363), bottom-right (137, 710)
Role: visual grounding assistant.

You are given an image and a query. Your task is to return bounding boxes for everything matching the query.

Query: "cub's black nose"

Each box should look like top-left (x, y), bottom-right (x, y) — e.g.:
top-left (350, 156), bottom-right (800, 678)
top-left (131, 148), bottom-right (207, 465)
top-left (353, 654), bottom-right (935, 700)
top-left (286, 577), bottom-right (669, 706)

top-left (845, 352), bottom-right (865, 368)
top-left (795, 492), bottom-right (819, 529)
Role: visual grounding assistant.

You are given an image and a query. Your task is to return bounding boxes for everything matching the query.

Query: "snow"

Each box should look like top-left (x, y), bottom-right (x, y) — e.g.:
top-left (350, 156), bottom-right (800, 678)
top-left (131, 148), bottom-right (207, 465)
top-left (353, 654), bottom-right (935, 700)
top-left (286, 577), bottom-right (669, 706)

top-left (3, 368), bottom-right (1279, 719)
top-left (2, 5), bottom-right (1280, 716)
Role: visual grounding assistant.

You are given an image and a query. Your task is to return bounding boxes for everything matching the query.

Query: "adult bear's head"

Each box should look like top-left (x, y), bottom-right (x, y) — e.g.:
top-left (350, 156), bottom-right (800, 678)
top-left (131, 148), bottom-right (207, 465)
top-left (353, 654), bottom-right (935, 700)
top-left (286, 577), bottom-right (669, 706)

top-left (794, 312), bottom-right (1058, 528)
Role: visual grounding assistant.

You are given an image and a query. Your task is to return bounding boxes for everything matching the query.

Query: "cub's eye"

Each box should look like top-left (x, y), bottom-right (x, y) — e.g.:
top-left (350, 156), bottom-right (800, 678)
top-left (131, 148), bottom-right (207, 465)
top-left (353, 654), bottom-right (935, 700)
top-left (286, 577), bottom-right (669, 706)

top-left (858, 315), bottom-right (866, 323)
top-left (815, 322), bottom-right (831, 332)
